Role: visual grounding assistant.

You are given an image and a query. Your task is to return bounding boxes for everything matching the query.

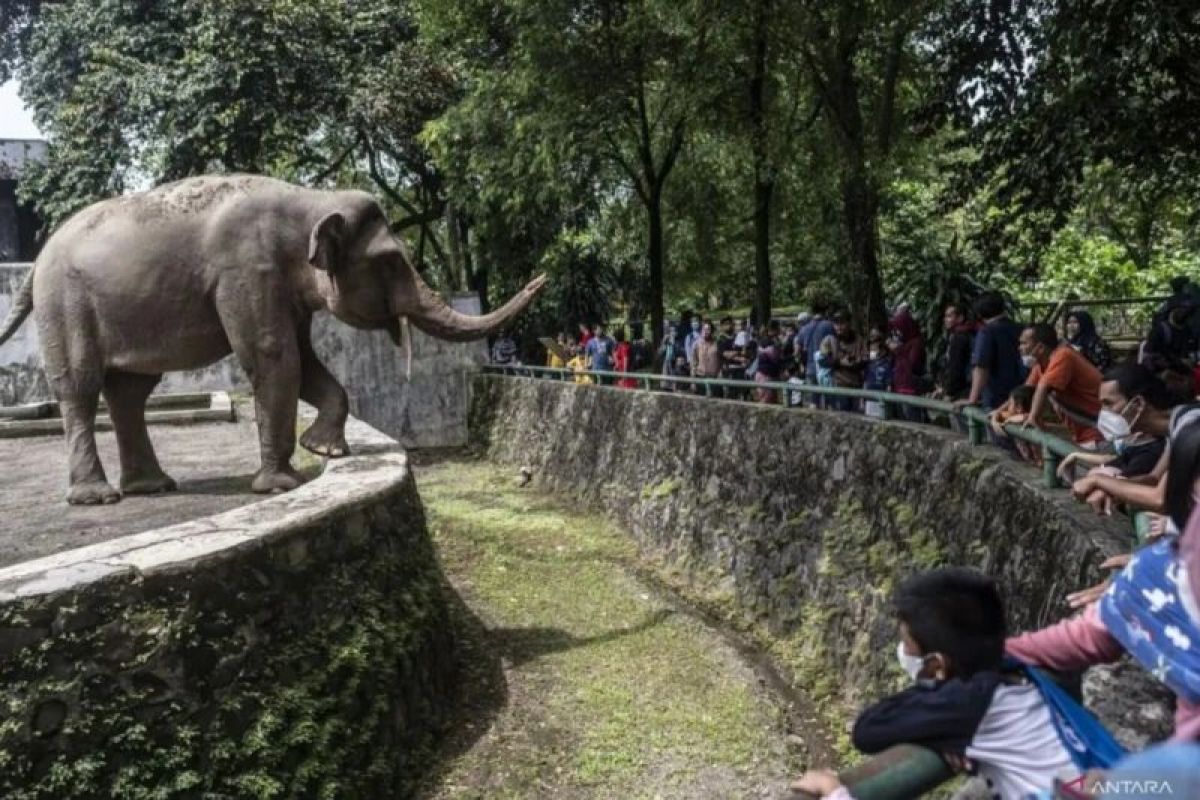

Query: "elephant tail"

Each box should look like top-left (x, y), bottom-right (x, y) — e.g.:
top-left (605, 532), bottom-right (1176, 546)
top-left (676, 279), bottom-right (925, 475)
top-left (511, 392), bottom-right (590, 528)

top-left (0, 265), bottom-right (34, 347)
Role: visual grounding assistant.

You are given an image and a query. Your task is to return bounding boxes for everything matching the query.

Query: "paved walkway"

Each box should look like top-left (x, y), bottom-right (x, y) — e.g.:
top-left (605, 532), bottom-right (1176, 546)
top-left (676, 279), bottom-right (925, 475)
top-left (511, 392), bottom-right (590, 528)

top-left (416, 456), bottom-right (800, 799)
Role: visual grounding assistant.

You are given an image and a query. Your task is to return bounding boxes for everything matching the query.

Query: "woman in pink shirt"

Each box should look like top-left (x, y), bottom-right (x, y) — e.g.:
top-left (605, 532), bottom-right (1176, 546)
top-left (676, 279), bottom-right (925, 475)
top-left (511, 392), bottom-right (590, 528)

top-left (1007, 423), bottom-right (1200, 741)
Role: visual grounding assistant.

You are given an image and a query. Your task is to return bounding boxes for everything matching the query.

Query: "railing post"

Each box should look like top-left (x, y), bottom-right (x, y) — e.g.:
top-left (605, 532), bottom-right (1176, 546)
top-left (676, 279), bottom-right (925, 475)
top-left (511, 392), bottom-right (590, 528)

top-left (881, 398), bottom-right (895, 420)
top-left (967, 413), bottom-right (985, 446)
top-left (1042, 443), bottom-right (1061, 489)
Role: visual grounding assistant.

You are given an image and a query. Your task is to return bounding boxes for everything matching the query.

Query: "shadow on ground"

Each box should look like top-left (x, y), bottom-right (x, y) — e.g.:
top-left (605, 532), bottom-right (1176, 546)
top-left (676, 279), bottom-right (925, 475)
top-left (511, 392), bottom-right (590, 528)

top-left (415, 588), bottom-right (674, 798)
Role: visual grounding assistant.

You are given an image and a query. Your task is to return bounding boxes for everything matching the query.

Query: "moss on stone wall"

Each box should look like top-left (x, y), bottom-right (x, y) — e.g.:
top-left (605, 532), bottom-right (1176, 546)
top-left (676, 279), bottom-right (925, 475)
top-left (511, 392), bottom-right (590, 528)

top-left (470, 376), bottom-right (1133, 750)
top-left (0, 488), bottom-right (457, 799)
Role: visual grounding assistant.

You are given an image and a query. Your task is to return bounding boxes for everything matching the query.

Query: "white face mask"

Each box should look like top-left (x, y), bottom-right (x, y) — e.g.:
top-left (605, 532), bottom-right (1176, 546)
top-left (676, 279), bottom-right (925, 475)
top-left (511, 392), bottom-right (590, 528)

top-left (1097, 408), bottom-right (1133, 442)
top-left (1021, 354), bottom-right (1036, 369)
top-left (896, 642), bottom-right (926, 681)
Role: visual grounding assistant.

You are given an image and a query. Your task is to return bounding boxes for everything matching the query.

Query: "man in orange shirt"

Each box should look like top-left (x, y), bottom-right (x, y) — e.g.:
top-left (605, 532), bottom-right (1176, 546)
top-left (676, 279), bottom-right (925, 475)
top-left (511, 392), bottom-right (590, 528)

top-left (1020, 323), bottom-right (1103, 446)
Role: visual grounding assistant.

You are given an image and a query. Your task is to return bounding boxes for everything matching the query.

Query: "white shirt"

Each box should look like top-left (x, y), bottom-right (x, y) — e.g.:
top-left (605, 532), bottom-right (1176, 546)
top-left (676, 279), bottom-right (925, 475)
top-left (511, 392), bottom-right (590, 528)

top-left (966, 683), bottom-right (1079, 800)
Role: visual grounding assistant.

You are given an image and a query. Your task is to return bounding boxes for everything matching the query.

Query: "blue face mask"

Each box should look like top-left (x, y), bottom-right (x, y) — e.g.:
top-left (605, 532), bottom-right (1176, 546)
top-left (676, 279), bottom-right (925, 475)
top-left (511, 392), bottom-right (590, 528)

top-left (691, 321), bottom-right (700, 332)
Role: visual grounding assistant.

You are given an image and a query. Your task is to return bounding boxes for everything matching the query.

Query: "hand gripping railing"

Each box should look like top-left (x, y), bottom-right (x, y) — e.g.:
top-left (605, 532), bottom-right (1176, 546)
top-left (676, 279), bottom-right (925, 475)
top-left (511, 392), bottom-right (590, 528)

top-left (785, 745), bottom-right (953, 800)
top-left (483, 364), bottom-right (1082, 490)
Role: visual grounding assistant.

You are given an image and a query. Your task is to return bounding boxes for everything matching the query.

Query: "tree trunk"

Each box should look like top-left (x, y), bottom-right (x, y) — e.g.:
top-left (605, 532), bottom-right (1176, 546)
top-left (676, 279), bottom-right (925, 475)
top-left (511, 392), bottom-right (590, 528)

top-left (753, 176), bottom-right (774, 326)
top-left (750, 0), bottom-right (773, 326)
top-left (445, 202), bottom-right (465, 290)
top-left (647, 188), bottom-right (666, 348)
top-left (843, 166), bottom-right (887, 329)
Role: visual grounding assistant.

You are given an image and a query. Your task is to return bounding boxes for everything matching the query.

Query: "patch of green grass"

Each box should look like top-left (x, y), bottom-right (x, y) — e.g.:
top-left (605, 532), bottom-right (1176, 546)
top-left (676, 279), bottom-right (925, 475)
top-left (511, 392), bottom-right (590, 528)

top-left (420, 462), bottom-right (788, 797)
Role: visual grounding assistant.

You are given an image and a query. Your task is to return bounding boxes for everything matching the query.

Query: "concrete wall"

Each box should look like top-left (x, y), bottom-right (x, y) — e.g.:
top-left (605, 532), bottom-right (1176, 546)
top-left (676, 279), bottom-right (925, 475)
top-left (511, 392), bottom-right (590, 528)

top-left (470, 375), bottom-right (1174, 747)
top-left (0, 412), bottom-right (459, 798)
top-left (0, 263), bottom-right (486, 447)
top-left (0, 140), bottom-right (47, 261)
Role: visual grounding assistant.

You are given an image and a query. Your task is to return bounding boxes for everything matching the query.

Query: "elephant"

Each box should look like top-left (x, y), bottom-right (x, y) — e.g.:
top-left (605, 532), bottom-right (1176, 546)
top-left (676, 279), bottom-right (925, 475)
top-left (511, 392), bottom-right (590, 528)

top-left (0, 174), bottom-right (545, 504)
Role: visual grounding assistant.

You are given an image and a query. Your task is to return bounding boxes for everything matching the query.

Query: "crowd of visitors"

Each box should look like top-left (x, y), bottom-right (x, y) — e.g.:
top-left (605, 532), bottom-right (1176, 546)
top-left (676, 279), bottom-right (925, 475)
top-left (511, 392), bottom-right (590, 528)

top-left (489, 277), bottom-right (1200, 800)
top-left (503, 279), bottom-right (1200, 474)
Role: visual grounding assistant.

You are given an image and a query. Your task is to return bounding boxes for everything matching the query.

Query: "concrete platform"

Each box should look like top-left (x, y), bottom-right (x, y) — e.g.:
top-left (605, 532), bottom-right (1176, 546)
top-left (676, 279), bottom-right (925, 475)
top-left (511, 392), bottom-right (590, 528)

top-left (0, 400), bottom-right (319, 567)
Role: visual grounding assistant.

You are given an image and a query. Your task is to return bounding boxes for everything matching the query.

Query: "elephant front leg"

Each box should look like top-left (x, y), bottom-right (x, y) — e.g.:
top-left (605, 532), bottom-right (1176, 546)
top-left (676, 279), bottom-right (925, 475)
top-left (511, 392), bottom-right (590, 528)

top-left (246, 346), bottom-right (306, 494)
top-left (216, 282), bottom-right (306, 494)
top-left (297, 327), bottom-right (350, 458)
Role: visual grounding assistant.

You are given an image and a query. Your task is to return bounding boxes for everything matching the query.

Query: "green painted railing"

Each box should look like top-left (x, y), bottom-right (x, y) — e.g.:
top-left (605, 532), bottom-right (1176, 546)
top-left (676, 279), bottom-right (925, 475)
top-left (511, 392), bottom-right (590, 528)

top-left (484, 363), bottom-right (1082, 490)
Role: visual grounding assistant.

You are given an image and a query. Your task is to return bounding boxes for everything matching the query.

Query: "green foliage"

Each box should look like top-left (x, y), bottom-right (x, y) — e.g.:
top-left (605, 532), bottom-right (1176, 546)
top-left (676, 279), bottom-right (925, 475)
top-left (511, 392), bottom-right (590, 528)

top-left (6, 0), bottom-right (1199, 339)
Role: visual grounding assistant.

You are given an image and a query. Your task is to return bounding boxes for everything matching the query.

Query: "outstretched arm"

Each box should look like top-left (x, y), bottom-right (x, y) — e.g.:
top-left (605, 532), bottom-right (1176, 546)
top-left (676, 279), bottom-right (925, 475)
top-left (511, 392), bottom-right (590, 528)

top-left (1073, 472), bottom-right (1167, 513)
top-left (1006, 604), bottom-right (1125, 670)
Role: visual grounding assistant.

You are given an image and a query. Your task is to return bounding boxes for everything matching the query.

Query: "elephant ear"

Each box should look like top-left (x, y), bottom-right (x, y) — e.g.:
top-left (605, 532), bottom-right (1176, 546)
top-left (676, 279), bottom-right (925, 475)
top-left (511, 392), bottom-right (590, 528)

top-left (308, 212), bottom-right (347, 272)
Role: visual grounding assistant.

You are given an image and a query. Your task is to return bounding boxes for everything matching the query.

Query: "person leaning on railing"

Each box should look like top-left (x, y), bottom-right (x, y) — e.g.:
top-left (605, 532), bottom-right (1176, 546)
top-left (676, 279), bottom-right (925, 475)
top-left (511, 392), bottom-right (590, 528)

top-left (1008, 434), bottom-right (1200, 745)
top-left (792, 569), bottom-right (1110, 800)
top-left (953, 291), bottom-right (1024, 416)
top-left (1017, 323), bottom-right (1103, 448)
top-left (1070, 396), bottom-right (1200, 529)
top-left (1054, 364), bottom-right (1173, 498)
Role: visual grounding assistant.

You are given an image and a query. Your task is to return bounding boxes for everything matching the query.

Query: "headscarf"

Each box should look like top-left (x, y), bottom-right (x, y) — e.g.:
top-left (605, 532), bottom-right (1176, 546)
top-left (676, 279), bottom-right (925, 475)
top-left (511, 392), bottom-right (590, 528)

top-left (1099, 507), bottom-right (1200, 703)
top-left (889, 307), bottom-right (921, 343)
top-left (1067, 309), bottom-right (1100, 346)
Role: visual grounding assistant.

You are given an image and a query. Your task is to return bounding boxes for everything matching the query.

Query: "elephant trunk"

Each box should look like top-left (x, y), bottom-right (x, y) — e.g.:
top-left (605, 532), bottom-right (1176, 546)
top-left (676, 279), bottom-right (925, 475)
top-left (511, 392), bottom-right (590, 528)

top-left (400, 266), bottom-right (546, 343)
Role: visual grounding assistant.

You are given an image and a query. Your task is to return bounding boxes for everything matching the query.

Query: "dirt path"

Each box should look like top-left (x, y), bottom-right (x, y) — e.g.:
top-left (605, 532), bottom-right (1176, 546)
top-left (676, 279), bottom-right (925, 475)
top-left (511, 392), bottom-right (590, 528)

top-left (415, 456), bottom-right (801, 800)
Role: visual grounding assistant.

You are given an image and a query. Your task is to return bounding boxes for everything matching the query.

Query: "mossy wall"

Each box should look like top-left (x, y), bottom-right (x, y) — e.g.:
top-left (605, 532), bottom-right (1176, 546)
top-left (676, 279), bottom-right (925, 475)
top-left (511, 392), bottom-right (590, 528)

top-left (0, 474), bottom-right (456, 799)
top-left (469, 376), bottom-right (1133, 734)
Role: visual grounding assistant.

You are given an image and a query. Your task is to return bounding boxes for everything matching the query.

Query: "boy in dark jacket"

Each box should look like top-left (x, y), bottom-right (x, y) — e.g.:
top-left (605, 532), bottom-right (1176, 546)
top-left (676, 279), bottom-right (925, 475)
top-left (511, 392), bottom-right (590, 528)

top-left (792, 568), bottom-right (1080, 800)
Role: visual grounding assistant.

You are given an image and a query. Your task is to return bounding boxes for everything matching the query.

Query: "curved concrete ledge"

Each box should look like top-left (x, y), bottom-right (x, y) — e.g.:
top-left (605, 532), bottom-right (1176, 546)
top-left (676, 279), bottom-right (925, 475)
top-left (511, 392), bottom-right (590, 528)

top-left (0, 412), bottom-right (401, 599)
top-left (0, 409), bottom-right (458, 798)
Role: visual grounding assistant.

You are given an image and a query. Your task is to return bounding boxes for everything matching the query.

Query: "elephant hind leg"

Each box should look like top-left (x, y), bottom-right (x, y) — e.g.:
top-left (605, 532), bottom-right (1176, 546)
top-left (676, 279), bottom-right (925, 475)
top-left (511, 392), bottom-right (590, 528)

top-left (53, 370), bottom-right (119, 505)
top-left (103, 370), bottom-right (176, 495)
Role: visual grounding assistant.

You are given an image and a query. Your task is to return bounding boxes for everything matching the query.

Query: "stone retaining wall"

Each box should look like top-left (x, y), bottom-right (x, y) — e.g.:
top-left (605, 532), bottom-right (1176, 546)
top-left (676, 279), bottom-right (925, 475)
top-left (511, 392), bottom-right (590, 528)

top-left (469, 375), bottom-right (1172, 745)
top-left (0, 414), bottom-right (457, 798)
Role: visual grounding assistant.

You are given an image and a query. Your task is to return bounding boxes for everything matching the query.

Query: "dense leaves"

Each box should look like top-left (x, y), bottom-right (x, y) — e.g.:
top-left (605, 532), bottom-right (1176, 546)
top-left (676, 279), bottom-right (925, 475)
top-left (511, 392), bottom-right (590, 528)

top-left (4, 0), bottom-right (1197, 340)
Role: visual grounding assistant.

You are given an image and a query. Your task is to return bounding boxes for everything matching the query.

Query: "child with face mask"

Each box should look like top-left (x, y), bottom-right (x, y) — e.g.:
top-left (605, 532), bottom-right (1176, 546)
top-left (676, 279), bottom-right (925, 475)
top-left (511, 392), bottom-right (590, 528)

top-left (792, 568), bottom-right (1121, 800)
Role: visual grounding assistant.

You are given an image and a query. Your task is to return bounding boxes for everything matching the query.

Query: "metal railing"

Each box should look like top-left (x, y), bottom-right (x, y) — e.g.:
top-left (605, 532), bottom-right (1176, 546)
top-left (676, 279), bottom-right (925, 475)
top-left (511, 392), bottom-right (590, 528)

top-left (1015, 296), bottom-right (1169, 342)
top-left (484, 363), bottom-right (1083, 490)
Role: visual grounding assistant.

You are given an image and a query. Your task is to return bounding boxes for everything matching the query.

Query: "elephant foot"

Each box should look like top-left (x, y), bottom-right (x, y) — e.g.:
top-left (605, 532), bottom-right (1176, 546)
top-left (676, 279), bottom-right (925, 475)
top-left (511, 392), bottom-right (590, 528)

top-left (299, 423), bottom-right (350, 458)
top-left (121, 472), bottom-right (178, 495)
top-left (251, 466), bottom-right (307, 494)
top-left (67, 480), bottom-right (122, 505)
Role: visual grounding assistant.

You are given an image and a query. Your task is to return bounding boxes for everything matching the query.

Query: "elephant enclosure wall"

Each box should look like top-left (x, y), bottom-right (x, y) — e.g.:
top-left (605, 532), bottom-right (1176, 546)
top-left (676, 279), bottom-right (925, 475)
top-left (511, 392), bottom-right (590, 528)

top-left (0, 262), bottom-right (486, 448)
top-left (0, 414), bottom-right (459, 798)
top-left (469, 375), bottom-right (1171, 744)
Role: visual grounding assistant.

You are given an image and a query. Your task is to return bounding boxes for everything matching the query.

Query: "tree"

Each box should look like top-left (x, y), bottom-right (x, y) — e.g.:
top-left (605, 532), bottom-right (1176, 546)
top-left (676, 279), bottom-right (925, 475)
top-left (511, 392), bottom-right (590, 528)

top-left (932, 0), bottom-right (1200, 271)
top-left (796, 2), bottom-right (949, 327)
top-left (8, 0), bottom-right (459, 280)
top-left (423, 0), bottom-right (724, 344)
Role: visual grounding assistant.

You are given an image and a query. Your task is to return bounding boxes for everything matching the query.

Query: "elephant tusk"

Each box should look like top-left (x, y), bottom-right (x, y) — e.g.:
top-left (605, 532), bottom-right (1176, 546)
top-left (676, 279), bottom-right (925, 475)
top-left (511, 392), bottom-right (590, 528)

top-left (399, 315), bottom-right (412, 380)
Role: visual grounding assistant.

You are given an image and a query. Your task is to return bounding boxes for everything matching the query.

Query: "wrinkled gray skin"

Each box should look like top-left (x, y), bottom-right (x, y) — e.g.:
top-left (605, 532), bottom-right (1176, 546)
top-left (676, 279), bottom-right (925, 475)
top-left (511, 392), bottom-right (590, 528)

top-left (0, 175), bottom-right (545, 504)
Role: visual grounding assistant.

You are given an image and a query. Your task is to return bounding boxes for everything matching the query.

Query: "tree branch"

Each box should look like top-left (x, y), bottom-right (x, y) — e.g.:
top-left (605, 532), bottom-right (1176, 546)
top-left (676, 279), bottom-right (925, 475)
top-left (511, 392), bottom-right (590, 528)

top-left (312, 135), bottom-right (361, 185)
top-left (876, 22), bottom-right (906, 156)
top-left (604, 130), bottom-right (649, 204)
